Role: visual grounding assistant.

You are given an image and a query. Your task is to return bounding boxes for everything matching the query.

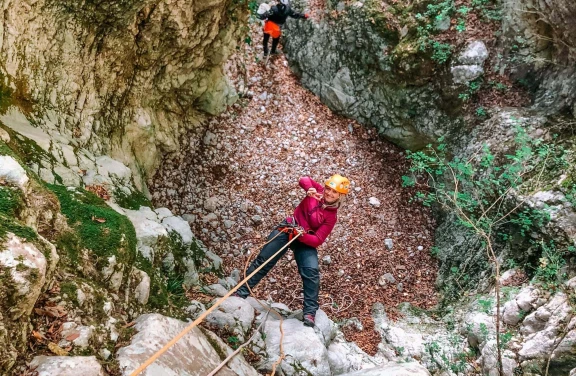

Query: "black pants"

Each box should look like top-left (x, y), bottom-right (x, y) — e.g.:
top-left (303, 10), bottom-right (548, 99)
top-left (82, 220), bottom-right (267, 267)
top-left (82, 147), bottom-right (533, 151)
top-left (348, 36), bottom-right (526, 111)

top-left (237, 229), bottom-right (320, 316)
top-left (263, 33), bottom-right (280, 55)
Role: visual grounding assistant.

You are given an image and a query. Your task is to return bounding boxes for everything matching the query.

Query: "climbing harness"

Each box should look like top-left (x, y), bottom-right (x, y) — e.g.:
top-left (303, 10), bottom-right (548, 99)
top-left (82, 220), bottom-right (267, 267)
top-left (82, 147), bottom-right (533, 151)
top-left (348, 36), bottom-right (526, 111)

top-left (129, 230), bottom-right (305, 376)
top-left (275, 218), bottom-right (306, 241)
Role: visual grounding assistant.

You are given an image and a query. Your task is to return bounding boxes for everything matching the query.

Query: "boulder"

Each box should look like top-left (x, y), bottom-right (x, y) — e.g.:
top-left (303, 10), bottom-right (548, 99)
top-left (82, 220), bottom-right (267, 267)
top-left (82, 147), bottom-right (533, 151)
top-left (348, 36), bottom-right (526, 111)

top-left (0, 234), bottom-right (49, 319)
top-left (0, 156), bottom-right (29, 191)
top-left (58, 322), bottom-right (94, 348)
top-left (205, 296), bottom-right (255, 340)
top-left (519, 292), bottom-right (576, 363)
top-left (501, 300), bottom-right (523, 326)
top-left (339, 362), bottom-right (431, 375)
top-left (479, 340), bottom-right (518, 376)
top-left (161, 215), bottom-right (194, 245)
top-left (122, 206), bottom-right (168, 261)
top-left (260, 317), bottom-right (331, 375)
top-left (458, 41), bottom-right (489, 65)
top-left (327, 332), bottom-right (378, 374)
top-left (95, 156), bottom-right (132, 185)
top-left (451, 65), bottom-right (484, 84)
top-left (461, 312), bottom-right (495, 348)
top-left (117, 313), bottom-right (255, 376)
top-left (29, 356), bottom-right (105, 376)
top-left (130, 267), bottom-right (151, 305)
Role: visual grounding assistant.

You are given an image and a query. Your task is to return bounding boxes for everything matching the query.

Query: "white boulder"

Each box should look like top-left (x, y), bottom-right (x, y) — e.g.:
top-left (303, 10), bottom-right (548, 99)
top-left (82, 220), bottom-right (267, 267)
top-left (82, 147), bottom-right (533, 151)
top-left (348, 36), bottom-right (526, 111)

top-left (0, 234), bottom-right (48, 319)
top-left (458, 41), bottom-right (489, 65)
top-left (29, 356), bottom-right (104, 376)
top-left (206, 296), bottom-right (255, 340)
top-left (0, 156), bottom-right (29, 191)
top-left (117, 313), bottom-right (256, 376)
top-left (260, 317), bottom-right (331, 376)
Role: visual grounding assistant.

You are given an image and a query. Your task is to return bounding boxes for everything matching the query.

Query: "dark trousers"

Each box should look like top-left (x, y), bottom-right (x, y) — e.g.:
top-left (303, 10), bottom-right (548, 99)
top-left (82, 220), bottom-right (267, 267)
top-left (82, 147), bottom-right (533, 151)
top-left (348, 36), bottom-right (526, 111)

top-left (263, 33), bottom-right (280, 55)
top-left (237, 229), bottom-right (320, 316)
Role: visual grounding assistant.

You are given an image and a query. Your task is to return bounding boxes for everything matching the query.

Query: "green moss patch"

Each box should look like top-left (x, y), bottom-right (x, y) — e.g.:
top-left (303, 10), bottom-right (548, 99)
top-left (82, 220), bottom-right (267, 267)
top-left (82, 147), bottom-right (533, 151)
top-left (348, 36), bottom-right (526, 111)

top-left (0, 186), bottom-right (24, 218)
top-left (46, 184), bottom-right (137, 269)
top-left (0, 186), bottom-right (36, 242)
top-left (113, 188), bottom-right (152, 210)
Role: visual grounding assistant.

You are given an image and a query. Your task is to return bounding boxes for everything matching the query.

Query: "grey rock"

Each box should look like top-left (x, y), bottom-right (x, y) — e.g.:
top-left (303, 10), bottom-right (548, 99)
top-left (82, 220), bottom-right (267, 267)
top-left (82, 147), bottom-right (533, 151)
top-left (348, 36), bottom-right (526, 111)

top-left (384, 238), bottom-right (393, 250)
top-left (479, 340), bottom-right (518, 376)
top-left (117, 314), bottom-right (255, 375)
top-left (206, 296), bottom-right (255, 339)
top-left (29, 356), bottom-right (105, 376)
top-left (322, 255), bottom-right (332, 264)
top-left (502, 300), bottom-right (523, 326)
top-left (461, 312), bottom-right (495, 348)
top-left (204, 196), bottom-right (219, 212)
top-left (458, 41), bottom-right (489, 65)
top-left (204, 283), bottom-right (228, 297)
top-left (368, 197), bottom-right (381, 207)
top-left (378, 273), bottom-right (396, 286)
top-left (185, 301), bottom-right (206, 319)
top-left (260, 317), bottom-right (331, 375)
top-left (327, 332), bottom-right (376, 375)
top-left (434, 16), bottom-right (451, 31)
top-left (451, 65), bottom-right (484, 84)
top-left (251, 215), bottom-right (263, 225)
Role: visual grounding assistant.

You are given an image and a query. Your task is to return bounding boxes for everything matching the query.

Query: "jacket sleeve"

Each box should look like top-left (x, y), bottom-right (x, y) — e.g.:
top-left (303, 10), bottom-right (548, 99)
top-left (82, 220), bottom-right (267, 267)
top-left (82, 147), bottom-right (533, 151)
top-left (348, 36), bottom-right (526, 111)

top-left (299, 176), bottom-right (323, 192)
top-left (299, 216), bottom-right (336, 248)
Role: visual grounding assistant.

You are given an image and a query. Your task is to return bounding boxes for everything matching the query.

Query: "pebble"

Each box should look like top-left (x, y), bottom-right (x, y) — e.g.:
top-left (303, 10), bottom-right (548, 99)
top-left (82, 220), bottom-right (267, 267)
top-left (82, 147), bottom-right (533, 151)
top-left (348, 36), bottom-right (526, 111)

top-left (417, 245), bottom-right (424, 251)
top-left (384, 238), bottom-right (393, 250)
top-left (378, 273), bottom-right (396, 286)
top-left (369, 197), bottom-right (381, 207)
top-left (322, 255), bottom-right (332, 265)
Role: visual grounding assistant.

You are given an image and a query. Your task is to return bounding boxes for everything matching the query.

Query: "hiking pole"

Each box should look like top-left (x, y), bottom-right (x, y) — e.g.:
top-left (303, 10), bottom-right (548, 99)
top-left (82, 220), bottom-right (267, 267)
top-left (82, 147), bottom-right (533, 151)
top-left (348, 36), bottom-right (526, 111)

top-left (129, 231), bottom-right (304, 376)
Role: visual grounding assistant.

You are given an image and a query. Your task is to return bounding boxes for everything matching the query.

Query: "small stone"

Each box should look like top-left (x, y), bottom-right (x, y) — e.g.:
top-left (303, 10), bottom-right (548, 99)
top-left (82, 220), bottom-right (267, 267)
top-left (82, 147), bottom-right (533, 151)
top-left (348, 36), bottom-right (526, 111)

top-left (417, 245), bottom-right (424, 251)
top-left (322, 255), bottom-right (332, 265)
top-left (397, 283), bottom-right (403, 292)
top-left (251, 215), bottom-right (263, 225)
top-left (338, 269), bottom-right (345, 277)
top-left (368, 197), bottom-right (381, 207)
top-left (378, 273), bottom-right (396, 286)
top-left (204, 197), bottom-right (219, 212)
top-left (223, 220), bottom-right (235, 229)
top-left (384, 238), bottom-right (393, 250)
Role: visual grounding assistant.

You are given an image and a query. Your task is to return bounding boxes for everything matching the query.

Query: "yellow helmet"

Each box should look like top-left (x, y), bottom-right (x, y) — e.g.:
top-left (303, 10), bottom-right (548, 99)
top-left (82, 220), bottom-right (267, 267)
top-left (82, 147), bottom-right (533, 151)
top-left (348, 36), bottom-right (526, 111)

top-left (325, 174), bottom-right (350, 194)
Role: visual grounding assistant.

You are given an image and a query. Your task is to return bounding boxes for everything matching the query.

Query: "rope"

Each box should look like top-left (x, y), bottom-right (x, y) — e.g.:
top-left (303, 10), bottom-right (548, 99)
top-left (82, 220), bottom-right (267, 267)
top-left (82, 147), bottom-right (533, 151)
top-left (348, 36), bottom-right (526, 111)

top-left (129, 232), bottom-right (304, 376)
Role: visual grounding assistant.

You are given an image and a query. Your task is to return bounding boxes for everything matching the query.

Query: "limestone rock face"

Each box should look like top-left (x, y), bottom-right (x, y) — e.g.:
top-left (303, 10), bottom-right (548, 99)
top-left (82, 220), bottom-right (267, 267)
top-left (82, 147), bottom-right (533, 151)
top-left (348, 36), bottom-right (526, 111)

top-left (283, 6), bottom-right (458, 150)
top-left (501, 0), bottom-right (576, 116)
top-left (116, 313), bottom-right (256, 376)
top-left (0, 0), bottom-right (244, 188)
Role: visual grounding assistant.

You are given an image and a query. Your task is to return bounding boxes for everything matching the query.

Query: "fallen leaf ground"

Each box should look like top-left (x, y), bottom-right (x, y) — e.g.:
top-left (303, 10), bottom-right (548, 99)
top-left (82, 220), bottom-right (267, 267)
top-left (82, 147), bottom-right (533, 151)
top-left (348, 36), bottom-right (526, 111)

top-left (151, 20), bottom-right (439, 355)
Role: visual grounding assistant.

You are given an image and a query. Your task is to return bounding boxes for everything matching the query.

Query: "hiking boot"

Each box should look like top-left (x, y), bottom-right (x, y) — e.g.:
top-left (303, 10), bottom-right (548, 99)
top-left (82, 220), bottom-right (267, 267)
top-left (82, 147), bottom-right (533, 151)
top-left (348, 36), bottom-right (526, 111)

top-left (303, 314), bottom-right (315, 327)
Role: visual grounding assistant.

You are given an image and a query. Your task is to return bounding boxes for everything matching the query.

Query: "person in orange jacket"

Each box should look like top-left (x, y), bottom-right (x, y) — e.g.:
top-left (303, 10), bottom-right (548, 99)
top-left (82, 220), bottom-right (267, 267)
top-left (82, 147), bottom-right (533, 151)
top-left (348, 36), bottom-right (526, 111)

top-left (234, 174), bottom-right (350, 327)
top-left (257, 0), bottom-right (308, 56)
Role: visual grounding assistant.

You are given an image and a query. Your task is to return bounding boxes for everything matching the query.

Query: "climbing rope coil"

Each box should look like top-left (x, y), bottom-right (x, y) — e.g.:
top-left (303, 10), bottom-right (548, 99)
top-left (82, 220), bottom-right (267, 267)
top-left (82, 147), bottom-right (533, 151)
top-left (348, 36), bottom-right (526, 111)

top-left (129, 229), bottom-right (305, 376)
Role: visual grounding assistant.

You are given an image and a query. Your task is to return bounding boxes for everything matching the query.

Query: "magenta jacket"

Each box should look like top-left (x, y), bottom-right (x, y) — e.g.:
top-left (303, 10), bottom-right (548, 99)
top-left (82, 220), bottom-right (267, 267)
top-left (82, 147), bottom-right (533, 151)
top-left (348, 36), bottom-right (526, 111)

top-left (292, 177), bottom-right (338, 248)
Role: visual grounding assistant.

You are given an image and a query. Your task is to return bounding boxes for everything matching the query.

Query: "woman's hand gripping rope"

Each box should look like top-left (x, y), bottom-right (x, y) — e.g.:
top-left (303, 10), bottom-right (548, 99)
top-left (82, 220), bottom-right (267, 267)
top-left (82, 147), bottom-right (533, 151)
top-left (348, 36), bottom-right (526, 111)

top-left (128, 232), bottom-right (304, 376)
